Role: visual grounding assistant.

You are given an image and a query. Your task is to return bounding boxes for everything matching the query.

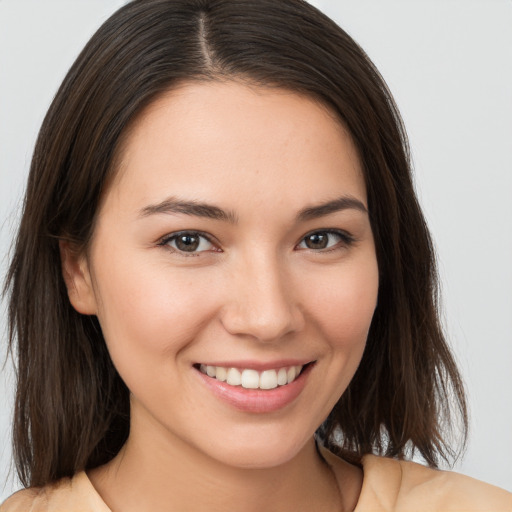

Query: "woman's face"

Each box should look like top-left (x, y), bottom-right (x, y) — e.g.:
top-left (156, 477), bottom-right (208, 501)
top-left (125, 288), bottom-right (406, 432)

top-left (66, 81), bottom-right (379, 468)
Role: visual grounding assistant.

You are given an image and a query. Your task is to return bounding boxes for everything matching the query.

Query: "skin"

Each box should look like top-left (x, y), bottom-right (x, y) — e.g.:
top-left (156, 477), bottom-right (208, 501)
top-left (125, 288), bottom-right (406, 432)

top-left (62, 81), bottom-right (379, 511)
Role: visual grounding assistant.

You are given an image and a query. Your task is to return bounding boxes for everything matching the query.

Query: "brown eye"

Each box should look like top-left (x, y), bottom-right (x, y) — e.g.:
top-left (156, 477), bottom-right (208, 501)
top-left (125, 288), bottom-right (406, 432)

top-left (304, 233), bottom-right (329, 249)
top-left (163, 232), bottom-right (215, 253)
top-left (176, 234), bottom-right (200, 252)
top-left (298, 230), bottom-right (352, 251)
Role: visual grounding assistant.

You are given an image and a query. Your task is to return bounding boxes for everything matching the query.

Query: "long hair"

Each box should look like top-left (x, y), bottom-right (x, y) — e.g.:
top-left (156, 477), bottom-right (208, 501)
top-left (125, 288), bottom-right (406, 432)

top-left (5, 0), bottom-right (467, 487)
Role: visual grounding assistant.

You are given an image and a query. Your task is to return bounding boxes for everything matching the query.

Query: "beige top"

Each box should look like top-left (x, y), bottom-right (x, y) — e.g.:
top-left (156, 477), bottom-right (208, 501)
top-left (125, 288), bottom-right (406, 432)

top-left (2, 455), bottom-right (511, 511)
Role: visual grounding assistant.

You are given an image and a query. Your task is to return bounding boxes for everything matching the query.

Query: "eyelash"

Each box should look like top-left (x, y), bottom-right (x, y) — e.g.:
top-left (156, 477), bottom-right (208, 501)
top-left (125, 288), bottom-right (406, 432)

top-left (157, 229), bottom-right (355, 256)
top-left (297, 229), bottom-right (355, 252)
top-left (157, 231), bottom-right (217, 257)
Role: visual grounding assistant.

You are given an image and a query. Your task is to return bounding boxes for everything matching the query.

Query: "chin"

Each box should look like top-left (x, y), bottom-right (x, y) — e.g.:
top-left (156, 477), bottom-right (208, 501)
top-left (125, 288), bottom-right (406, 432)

top-left (198, 430), bottom-right (312, 470)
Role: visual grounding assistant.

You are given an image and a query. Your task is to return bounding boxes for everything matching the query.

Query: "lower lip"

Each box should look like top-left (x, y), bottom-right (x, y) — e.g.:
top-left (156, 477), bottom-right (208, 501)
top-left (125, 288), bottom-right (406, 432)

top-left (195, 364), bottom-right (313, 413)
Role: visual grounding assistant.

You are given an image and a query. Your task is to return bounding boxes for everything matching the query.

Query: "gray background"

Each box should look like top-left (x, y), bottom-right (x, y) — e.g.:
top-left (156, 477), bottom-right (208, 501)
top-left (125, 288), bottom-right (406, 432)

top-left (1, 0), bottom-right (511, 501)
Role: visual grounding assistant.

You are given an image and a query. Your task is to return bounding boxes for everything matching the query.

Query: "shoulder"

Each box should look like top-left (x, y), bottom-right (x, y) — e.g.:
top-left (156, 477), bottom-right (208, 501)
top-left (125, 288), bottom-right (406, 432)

top-left (0, 472), bottom-right (111, 512)
top-left (1, 486), bottom-right (42, 512)
top-left (356, 454), bottom-right (512, 512)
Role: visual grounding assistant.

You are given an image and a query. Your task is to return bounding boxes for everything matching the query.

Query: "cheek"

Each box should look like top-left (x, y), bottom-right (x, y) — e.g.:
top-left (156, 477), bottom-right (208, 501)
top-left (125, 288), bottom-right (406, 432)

top-left (90, 249), bottom-right (219, 367)
top-left (305, 258), bottom-right (379, 349)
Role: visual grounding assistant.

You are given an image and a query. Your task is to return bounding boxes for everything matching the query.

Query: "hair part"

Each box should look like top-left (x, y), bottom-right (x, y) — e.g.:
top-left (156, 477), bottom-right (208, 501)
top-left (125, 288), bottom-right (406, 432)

top-left (5, 0), bottom-right (467, 487)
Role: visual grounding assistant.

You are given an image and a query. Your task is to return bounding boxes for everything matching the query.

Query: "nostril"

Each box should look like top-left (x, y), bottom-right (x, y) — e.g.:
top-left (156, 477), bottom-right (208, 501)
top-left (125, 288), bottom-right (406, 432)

top-left (219, 306), bottom-right (304, 343)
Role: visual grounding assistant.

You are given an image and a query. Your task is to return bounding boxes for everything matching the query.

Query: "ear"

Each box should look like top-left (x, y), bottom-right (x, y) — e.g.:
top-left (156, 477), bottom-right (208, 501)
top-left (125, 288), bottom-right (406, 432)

top-left (59, 240), bottom-right (98, 315)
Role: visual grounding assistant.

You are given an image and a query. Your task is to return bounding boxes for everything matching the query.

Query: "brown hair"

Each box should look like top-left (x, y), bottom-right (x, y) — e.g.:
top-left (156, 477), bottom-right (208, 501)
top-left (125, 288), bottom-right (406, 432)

top-left (5, 0), bottom-right (467, 488)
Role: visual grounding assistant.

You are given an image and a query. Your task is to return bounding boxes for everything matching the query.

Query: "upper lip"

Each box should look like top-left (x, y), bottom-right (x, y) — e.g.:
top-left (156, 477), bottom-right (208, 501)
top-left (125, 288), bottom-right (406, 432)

top-left (195, 359), bottom-right (314, 372)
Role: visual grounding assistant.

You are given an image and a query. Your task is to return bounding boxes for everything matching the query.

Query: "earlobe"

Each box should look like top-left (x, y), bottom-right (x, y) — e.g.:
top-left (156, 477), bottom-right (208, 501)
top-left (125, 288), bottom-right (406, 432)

top-left (59, 240), bottom-right (97, 315)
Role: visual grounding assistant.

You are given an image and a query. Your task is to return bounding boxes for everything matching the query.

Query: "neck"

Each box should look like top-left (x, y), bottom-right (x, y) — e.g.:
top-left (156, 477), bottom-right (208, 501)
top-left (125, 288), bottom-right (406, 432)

top-left (88, 410), bottom-right (342, 512)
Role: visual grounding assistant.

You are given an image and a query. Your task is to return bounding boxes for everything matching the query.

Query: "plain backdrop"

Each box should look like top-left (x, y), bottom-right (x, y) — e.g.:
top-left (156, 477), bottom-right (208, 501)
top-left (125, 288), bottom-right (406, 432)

top-left (1, 0), bottom-right (511, 501)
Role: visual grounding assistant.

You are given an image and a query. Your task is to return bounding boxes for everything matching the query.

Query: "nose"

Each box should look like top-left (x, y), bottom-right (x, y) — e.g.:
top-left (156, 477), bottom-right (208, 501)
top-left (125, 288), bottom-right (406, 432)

top-left (219, 253), bottom-right (305, 343)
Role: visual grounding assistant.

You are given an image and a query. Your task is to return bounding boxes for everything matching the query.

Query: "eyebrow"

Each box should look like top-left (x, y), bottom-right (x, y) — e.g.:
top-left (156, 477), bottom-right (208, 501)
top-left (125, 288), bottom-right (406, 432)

top-left (138, 197), bottom-right (239, 223)
top-left (297, 196), bottom-right (368, 221)
top-left (138, 195), bottom-right (367, 223)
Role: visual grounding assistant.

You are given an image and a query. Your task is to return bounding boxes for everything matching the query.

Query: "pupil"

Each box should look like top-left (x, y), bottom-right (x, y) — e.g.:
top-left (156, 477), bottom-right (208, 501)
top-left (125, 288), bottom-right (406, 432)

top-left (306, 233), bottom-right (328, 249)
top-left (176, 234), bottom-right (199, 252)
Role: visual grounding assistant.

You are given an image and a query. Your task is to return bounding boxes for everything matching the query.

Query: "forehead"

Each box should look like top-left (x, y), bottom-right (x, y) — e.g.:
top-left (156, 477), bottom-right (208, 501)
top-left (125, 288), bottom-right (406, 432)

top-left (105, 80), bottom-right (366, 216)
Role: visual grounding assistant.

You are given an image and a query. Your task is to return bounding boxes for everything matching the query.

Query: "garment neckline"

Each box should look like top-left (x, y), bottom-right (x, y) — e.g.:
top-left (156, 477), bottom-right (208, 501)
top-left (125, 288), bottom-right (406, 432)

top-left (79, 452), bottom-right (380, 512)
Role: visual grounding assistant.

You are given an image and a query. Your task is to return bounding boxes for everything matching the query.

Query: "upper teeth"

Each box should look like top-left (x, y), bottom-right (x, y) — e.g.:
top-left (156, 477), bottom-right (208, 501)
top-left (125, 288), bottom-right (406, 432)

top-left (199, 365), bottom-right (303, 390)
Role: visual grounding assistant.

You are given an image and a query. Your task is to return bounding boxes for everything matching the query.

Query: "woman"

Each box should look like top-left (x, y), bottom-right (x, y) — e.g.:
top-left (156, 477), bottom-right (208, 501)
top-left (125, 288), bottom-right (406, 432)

top-left (2, 0), bottom-right (511, 510)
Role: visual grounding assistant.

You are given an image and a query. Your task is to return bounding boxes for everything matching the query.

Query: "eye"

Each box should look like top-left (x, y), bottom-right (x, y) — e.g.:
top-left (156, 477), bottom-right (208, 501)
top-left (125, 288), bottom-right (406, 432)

top-left (159, 231), bottom-right (216, 254)
top-left (297, 230), bottom-right (353, 251)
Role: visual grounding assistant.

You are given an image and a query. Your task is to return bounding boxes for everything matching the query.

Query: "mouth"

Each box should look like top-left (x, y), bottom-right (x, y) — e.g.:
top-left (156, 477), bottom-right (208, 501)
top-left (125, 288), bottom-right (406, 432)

top-left (195, 363), bottom-right (310, 390)
top-left (194, 361), bottom-right (315, 413)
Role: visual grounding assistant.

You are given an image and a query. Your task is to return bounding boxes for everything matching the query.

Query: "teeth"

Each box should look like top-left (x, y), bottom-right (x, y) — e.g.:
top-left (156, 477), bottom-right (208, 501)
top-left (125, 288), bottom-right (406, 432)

top-left (241, 369), bottom-right (260, 389)
top-left (287, 366), bottom-right (297, 382)
top-left (260, 370), bottom-right (278, 390)
top-left (277, 368), bottom-right (288, 386)
top-left (199, 364), bottom-right (304, 389)
top-left (226, 368), bottom-right (242, 386)
top-left (216, 366), bottom-right (227, 382)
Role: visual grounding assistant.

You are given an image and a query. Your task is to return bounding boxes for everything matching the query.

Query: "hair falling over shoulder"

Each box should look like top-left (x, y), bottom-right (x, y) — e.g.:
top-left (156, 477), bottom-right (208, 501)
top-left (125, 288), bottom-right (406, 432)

top-left (4, 0), bottom-right (467, 488)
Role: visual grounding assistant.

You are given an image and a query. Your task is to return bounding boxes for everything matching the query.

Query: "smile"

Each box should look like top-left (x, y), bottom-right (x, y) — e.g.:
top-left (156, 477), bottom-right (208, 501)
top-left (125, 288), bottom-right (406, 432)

top-left (198, 364), bottom-right (304, 390)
